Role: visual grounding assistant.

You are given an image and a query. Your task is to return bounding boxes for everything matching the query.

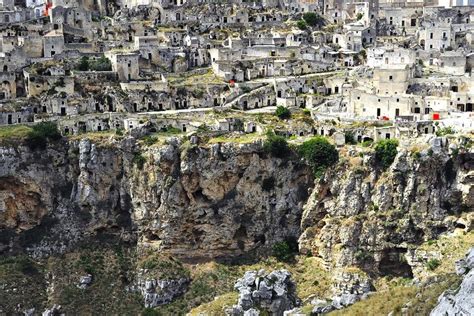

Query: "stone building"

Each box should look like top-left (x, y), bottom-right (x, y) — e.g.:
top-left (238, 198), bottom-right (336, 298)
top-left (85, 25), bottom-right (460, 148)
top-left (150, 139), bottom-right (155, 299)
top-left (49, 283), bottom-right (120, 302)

top-left (43, 30), bottom-right (65, 57)
top-left (105, 51), bottom-right (140, 82)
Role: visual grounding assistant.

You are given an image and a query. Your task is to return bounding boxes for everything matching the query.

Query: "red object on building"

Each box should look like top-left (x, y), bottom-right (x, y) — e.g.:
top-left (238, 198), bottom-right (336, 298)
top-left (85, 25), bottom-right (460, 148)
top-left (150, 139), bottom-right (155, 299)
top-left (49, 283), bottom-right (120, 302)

top-left (229, 79), bottom-right (235, 87)
top-left (433, 113), bottom-right (440, 120)
top-left (382, 116), bottom-right (390, 121)
top-left (44, 1), bottom-right (52, 16)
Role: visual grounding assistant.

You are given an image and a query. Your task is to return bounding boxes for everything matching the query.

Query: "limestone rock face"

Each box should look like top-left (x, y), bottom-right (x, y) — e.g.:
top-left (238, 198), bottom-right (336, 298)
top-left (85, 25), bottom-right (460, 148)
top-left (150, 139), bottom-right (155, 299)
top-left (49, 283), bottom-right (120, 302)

top-left (0, 138), bottom-right (313, 261)
top-left (132, 141), bottom-right (313, 260)
top-left (299, 137), bottom-right (473, 277)
top-left (430, 248), bottom-right (474, 316)
top-left (228, 269), bottom-right (300, 316)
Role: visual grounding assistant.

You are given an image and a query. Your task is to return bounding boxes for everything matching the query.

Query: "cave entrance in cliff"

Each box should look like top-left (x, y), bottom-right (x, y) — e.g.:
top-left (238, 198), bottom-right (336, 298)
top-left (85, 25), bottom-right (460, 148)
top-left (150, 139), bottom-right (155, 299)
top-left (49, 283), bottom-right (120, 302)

top-left (379, 248), bottom-right (413, 278)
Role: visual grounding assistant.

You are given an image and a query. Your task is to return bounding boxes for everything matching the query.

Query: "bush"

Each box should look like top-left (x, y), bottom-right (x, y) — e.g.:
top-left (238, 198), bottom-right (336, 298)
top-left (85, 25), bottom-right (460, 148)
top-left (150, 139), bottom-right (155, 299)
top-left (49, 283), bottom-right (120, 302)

top-left (303, 12), bottom-right (324, 27)
top-left (426, 259), bottom-right (440, 271)
top-left (297, 20), bottom-right (307, 30)
top-left (374, 139), bottom-right (399, 170)
top-left (298, 136), bottom-right (338, 177)
top-left (25, 122), bottom-right (61, 150)
top-left (435, 127), bottom-right (455, 137)
top-left (272, 238), bottom-right (298, 262)
top-left (275, 106), bottom-right (291, 120)
top-left (133, 153), bottom-right (146, 170)
top-left (142, 308), bottom-right (160, 316)
top-left (344, 131), bottom-right (356, 145)
top-left (77, 56), bottom-right (112, 71)
top-left (263, 133), bottom-right (290, 158)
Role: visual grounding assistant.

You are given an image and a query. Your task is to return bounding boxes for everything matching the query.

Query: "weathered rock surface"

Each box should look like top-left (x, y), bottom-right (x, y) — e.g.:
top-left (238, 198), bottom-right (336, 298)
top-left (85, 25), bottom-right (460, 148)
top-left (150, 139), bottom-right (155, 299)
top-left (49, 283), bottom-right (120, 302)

top-left (0, 138), bottom-right (312, 260)
top-left (228, 269), bottom-right (300, 316)
top-left (430, 248), bottom-right (474, 316)
top-left (137, 275), bottom-right (189, 308)
top-left (299, 136), bottom-right (473, 277)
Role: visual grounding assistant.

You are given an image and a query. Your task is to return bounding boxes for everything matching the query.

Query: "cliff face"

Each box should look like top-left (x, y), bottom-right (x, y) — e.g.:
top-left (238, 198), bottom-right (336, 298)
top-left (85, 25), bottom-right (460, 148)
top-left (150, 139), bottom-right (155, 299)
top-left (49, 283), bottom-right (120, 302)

top-left (0, 137), bottom-right (313, 260)
top-left (0, 135), bottom-right (472, 314)
top-left (299, 139), bottom-right (473, 278)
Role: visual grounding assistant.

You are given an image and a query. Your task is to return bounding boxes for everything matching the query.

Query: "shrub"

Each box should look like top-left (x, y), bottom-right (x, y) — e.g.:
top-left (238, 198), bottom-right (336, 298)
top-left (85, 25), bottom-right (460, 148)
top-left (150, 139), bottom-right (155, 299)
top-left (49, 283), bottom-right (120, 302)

top-left (142, 308), bottom-right (160, 316)
top-left (374, 139), bottom-right (399, 170)
top-left (77, 56), bottom-right (112, 71)
top-left (25, 122), bottom-right (61, 150)
top-left (303, 12), bottom-right (324, 27)
top-left (356, 12), bottom-right (364, 20)
top-left (435, 127), bottom-right (455, 137)
top-left (89, 56), bottom-right (112, 71)
top-left (298, 136), bottom-right (338, 177)
top-left (297, 20), bottom-right (307, 30)
top-left (344, 131), bottom-right (356, 145)
top-left (272, 238), bottom-right (299, 262)
top-left (263, 133), bottom-right (290, 158)
top-left (275, 106), bottom-right (291, 120)
top-left (133, 153), bottom-right (146, 170)
top-left (426, 259), bottom-right (440, 271)
top-left (142, 135), bottom-right (158, 146)
top-left (77, 56), bottom-right (89, 71)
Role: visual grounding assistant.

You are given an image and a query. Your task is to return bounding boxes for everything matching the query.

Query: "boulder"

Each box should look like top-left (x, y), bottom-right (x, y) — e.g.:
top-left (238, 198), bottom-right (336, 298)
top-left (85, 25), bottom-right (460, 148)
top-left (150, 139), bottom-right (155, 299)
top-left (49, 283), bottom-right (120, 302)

top-left (229, 269), bottom-right (300, 316)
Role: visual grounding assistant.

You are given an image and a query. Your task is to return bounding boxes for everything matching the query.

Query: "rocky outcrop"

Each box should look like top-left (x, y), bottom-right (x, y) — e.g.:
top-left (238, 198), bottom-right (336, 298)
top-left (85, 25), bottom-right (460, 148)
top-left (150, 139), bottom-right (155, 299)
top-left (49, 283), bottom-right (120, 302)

top-left (228, 270), bottom-right (300, 316)
top-left (299, 136), bottom-right (473, 277)
top-left (0, 137), bottom-right (312, 261)
top-left (132, 140), bottom-right (313, 260)
top-left (430, 248), bottom-right (474, 316)
top-left (137, 275), bottom-right (189, 308)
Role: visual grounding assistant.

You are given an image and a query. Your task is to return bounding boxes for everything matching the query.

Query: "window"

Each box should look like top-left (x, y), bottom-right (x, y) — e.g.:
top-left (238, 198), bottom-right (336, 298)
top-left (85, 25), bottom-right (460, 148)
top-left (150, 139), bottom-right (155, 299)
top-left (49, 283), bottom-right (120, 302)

top-left (430, 33), bottom-right (433, 39)
top-left (389, 75), bottom-right (393, 80)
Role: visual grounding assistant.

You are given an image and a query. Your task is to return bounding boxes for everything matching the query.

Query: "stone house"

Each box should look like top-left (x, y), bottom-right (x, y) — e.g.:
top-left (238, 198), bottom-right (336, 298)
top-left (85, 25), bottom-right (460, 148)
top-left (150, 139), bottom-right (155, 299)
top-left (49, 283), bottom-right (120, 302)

top-left (373, 65), bottom-right (411, 95)
top-left (43, 30), bottom-right (65, 58)
top-left (0, 108), bottom-right (34, 125)
top-left (105, 51), bottom-right (140, 82)
top-left (367, 46), bottom-right (416, 68)
top-left (418, 21), bottom-right (453, 51)
top-left (432, 51), bottom-right (467, 76)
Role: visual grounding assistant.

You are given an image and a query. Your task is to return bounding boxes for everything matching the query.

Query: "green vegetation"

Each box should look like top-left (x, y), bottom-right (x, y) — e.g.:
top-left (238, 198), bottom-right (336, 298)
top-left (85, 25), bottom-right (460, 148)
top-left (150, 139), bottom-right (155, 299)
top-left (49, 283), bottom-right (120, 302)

top-left (436, 126), bottom-right (456, 137)
top-left (263, 132), bottom-right (291, 158)
top-left (275, 106), bottom-right (291, 120)
top-left (272, 239), bottom-right (298, 262)
top-left (356, 12), bottom-right (364, 20)
top-left (77, 56), bottom-right (112, 71)
top-left (374, 139), bottom-right (398, 170)
top-left (344, 131), bottom-right (356, 144)
top-left (302, 12), bottom-right (324, 27)
top-left (426, 259), bottom-right (441, 271)
top-left (26, 122), bottom-right (62, 150)
top-left (296, 20), bottom-right (307, 30)
top-left (298, 136), bottom-right (338, 177)
top-left (138, 254), bottom-right (190, 279)
top-left (132, 153), bottom-right (146, 170)
top-left (0, 124), bottom-right (32, 144)
top-left (329, 274), bottom-right (460, 316)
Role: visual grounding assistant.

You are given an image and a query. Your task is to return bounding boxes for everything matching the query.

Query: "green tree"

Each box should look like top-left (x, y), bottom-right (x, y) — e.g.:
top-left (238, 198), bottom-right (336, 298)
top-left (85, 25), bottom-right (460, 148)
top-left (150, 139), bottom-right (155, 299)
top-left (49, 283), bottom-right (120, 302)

top-left (272, 239), bottom-right (299, 262)
top-left (374, 139), bottom-right (399, 169)
top-left (298, 136), bottom-right (338, 177)
top-left (297, 20), bottom-right (307, 30)
top-left (303, 12), bottom-right (324, 27)
top-left (25, 122), bottom-right (62, 150)
top-left (89, 56), bottom-right (112, 71)
top-left (275, 106), bottom-right (291, 120)
top-left (77, 56), bottom-right (90, 71)
top-left (263, 132), bottom-right (290, 158)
